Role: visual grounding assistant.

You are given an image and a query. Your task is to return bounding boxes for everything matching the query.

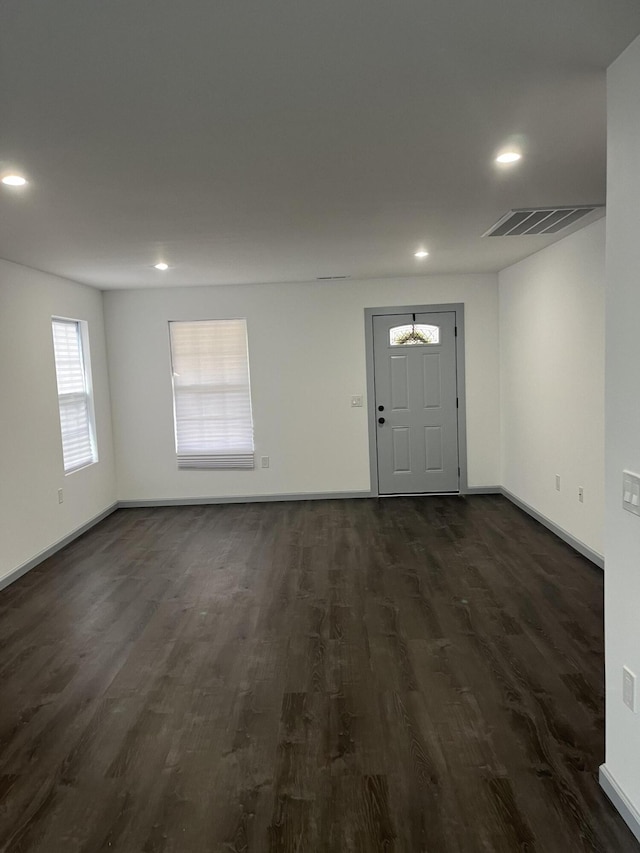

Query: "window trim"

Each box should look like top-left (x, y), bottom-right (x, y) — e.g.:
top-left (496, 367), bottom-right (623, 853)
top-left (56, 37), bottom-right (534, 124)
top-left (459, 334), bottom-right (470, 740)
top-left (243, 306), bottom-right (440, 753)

top-left (51, 316), bottom-right (99, 475)
top-left (168, 318), bottom-right (255, 470)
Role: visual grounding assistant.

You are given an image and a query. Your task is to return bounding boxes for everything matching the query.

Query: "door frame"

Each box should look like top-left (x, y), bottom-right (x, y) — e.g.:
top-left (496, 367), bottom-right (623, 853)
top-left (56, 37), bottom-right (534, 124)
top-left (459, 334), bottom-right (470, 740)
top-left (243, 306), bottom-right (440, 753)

top-left (364, 303), bottom-right (469, 496)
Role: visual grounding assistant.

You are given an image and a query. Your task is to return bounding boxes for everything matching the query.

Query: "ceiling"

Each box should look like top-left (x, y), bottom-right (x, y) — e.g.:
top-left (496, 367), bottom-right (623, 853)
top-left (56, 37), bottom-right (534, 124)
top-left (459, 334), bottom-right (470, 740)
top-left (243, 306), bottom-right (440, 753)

top-left (1, 0), bottom-right (639, 290)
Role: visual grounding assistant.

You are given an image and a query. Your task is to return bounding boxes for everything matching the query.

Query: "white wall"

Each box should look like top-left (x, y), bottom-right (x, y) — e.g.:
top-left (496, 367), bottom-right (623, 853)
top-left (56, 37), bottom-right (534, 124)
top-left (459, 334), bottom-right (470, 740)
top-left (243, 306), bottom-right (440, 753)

top-left (104, 275), bottom-right (499, 500)
top-left (0, 260), bottom-right (117, 584)
top-left (499, 219), bottom-right (605, 557)
top-left (603, 34), bottom-right (640, 817)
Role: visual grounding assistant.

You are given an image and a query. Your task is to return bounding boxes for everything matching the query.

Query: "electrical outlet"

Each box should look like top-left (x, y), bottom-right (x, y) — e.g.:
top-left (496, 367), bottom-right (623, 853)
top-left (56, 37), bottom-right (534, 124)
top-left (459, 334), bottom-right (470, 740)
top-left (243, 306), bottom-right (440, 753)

top-left (555, 475), bottom-right (561, 491)
top-left (58, 488), bottom-right (64, 504)
top-left (350, 395), bottom-right (363, 407)
top-left (623, 666), bottom-right (636, 711)
top-left (578, 487), bottom-right (584, 503)
top-left (261, 456), bottom-right (270, 468)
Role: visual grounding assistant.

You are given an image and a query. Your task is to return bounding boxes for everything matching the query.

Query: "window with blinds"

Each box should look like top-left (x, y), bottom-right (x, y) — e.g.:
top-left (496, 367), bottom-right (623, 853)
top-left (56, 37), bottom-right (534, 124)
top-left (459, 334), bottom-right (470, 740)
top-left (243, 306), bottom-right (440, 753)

top-left (169, 319), bottom-right (255, 469)
top-left (51, 318), bottom-right (98, 474)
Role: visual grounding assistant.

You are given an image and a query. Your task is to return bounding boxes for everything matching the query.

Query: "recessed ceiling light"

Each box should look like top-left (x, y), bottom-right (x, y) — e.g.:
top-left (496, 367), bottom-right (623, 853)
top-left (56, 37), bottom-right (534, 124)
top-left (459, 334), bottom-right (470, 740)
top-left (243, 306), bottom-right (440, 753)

top-left (414, 250), bottom-right (429, 258)
top-left (154, 262), bottom-right (169, 271)
top-left (496, 152), bottom-right (522, 164)
top-left (1, 174), bottom-right (28, 186)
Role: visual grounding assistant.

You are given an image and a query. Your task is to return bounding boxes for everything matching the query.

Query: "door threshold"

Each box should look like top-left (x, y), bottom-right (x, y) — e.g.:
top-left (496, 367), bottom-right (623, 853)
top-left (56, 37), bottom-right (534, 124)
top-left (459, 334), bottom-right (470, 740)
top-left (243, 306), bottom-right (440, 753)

top-left (377, 491), bottom-right (461, 498)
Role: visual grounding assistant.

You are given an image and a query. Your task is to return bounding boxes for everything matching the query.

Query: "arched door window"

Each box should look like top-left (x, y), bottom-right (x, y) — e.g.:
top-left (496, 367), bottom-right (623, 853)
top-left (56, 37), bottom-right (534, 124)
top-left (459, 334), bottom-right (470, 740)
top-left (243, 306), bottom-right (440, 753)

top-left (389, 323), bottom-right (440, 346)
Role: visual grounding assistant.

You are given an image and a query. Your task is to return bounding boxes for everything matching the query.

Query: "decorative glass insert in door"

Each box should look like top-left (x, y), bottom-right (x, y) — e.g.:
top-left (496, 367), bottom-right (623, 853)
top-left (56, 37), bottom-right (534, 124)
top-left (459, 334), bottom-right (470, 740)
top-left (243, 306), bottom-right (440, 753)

top-left (389, 323), bottom-right (440, 346)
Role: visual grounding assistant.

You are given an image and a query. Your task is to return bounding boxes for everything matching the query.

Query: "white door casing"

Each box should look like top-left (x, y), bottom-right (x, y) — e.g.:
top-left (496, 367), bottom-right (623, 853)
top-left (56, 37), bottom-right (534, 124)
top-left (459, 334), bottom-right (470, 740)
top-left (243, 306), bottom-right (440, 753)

top-left (372, 310), bottom-right (460, 494)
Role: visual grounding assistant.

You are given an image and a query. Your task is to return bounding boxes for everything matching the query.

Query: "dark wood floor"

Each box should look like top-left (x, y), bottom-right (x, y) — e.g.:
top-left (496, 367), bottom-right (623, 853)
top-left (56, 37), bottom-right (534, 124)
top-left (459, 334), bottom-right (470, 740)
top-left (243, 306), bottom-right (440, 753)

top-left (0, 496), bottom-right (636, 852)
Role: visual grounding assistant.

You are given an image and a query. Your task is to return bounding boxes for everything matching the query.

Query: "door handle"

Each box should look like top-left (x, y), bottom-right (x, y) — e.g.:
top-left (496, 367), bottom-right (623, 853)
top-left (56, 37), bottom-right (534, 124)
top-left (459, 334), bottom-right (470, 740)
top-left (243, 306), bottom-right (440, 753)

top-left (378, 417), bottom-right (385, 425)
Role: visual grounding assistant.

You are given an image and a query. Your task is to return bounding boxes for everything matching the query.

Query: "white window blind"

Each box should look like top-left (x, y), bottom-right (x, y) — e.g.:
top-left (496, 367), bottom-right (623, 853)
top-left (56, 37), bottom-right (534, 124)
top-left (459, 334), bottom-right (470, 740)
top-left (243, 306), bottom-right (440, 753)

top-left (51, 318), bottom-right (97, 473)
top-left (169, 319), bottom-right (255, 469)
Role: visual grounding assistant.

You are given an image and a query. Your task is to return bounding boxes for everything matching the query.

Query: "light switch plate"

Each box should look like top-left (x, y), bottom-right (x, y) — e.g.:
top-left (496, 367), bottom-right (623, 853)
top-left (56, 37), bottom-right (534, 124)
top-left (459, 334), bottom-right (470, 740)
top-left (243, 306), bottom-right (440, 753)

top-left (623, 470), bottom-right (640, 516)
top-left (350, 395), bottom-right (363, 407)
top-left (623, 666), bottom-right (637, 711)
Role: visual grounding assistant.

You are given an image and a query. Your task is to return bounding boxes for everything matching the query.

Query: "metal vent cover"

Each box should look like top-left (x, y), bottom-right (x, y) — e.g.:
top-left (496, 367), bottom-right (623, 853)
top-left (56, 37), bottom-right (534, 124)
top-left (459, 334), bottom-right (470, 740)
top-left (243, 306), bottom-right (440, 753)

top-left (484, 205), bottom-right (603, 237)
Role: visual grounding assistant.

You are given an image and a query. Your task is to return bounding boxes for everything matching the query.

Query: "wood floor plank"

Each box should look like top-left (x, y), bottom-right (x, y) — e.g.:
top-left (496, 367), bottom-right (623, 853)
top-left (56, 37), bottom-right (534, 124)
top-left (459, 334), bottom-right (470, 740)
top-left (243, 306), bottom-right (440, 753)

top-left (0, 496), bottom-right (637, 852)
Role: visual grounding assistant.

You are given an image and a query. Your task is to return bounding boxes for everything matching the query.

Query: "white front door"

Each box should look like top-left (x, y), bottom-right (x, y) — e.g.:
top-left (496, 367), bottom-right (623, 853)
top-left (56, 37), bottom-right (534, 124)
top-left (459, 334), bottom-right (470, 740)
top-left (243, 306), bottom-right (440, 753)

top-left (373, 311), bottom-right (459, 494)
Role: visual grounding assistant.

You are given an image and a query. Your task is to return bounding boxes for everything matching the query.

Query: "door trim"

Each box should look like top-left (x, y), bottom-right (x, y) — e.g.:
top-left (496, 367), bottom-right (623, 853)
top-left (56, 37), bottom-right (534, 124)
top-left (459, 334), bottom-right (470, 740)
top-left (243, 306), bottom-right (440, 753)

top-left (364, 303), bottom-right (468, 496)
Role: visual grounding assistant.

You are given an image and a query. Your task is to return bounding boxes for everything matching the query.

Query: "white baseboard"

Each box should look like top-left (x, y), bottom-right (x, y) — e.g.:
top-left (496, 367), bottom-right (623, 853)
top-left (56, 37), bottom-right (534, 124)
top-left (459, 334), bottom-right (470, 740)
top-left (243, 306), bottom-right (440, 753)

top-left (501, 488), bottom-right (604, 570)
top-left (0, 488), bottom-right (603, 593)
top-left (119, 487), bottom-right (509, 507)
top-left (0, 503), bottom-right (119, 592)
top-left (600, 764), bottom-right (640, 843)
top-left (0, 494), bottom-right (373, 590)
top-left (118, 489), bottom-right (373, 507)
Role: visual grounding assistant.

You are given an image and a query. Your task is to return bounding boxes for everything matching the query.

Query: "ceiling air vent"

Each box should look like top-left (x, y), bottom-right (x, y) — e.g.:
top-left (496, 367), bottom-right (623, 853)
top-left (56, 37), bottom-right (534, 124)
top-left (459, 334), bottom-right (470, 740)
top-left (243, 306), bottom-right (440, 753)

top-left (484, 206), bottom-right (603, 237)
top-left (316, 275), bottom-right (351, 280)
